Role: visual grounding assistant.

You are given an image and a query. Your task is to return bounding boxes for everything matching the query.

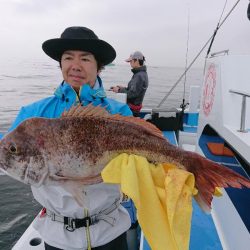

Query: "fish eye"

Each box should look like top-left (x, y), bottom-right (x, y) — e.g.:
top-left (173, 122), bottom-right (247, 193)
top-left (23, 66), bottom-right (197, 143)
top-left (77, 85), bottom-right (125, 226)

top-left (8, 144), bottom-right (18, 154)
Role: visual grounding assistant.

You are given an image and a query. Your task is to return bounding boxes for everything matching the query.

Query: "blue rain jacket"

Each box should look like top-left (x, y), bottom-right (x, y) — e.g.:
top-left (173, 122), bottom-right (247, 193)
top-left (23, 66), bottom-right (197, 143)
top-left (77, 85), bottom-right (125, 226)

top-left (0, 77), bottom-right (138, 224)
top-left (7, 77), bottom-right (131, 132)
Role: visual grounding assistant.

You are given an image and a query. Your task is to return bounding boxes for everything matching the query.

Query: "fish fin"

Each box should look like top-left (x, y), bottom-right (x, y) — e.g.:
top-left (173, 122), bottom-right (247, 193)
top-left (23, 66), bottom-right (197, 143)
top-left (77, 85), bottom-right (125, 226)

top-left (110, 113), bottom-right (163, 139)
top-left (184, 151), bottom-right (250, 212)
top-left (49, 173), bottom-right (103, 184)
top-left (62, 181), bottom-right (86, 207)
top-left (49, 174), bottom-right (69, 181)
top-left (62, 104), bottom-right (164, 139)
top-left (62, 104), bottom-right (109, 118)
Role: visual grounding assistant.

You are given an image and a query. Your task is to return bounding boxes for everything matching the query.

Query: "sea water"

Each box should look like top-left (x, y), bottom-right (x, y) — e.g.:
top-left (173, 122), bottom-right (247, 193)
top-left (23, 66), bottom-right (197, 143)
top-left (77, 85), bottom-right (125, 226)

top-left (0, 59), bottom-right (203, 249)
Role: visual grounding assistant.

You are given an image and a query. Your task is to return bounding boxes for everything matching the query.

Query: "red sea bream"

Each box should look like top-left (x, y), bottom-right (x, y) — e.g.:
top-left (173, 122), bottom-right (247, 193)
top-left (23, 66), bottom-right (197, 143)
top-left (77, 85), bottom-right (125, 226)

top-left (0, 104), bottom-right (250, 211)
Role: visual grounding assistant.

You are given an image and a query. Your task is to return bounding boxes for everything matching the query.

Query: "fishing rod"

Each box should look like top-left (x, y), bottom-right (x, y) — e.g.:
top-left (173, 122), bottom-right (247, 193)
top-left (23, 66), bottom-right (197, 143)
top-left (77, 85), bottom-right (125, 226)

top-left (206, 0), bottom-right (228, 58)
top-left (203, 0), bottom-right (228, 75)
top-left (180, 4), bottom-right (190, 116)
top-left (157, 0), bottom-right (242, 108)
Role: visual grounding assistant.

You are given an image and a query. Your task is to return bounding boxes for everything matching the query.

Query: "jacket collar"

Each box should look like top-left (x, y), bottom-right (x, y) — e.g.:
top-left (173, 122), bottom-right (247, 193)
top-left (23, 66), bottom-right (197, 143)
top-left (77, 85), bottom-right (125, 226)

top-left (54, 76), bottom-right (107, 104)
top-left (131, 65), bottom-right (147, 74)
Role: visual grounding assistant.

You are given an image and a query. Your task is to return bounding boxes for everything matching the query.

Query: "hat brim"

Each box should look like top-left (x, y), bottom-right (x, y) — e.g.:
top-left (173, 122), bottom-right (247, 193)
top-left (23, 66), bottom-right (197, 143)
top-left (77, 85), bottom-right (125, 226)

top-left (42, 38), bottom-right (116, 65)
top-left (125, 57), bottom-right (132, 62)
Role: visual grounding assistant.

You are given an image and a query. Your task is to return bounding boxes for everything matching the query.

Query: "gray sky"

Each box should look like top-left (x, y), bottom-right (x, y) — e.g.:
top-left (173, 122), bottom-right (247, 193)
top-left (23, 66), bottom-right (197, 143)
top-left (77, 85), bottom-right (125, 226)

top-left (1, 0), bottom-right (250, 67)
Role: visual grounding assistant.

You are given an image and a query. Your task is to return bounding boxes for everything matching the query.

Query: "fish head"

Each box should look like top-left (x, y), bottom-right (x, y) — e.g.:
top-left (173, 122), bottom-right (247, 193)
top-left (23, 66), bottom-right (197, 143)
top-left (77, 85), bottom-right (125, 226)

top-left (0, 119), bottom-right (48, 186)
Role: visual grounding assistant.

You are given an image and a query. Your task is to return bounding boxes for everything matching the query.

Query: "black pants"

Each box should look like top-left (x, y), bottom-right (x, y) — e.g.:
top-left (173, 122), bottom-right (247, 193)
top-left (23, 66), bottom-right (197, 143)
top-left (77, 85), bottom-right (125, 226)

top-left (44, 232), bottom-right (128, 250)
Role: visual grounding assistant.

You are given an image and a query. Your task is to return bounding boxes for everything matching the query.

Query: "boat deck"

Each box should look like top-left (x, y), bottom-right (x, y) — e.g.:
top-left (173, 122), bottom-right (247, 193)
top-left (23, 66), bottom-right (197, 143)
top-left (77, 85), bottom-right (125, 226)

top-left (199, 134), bottom-right (250, 233)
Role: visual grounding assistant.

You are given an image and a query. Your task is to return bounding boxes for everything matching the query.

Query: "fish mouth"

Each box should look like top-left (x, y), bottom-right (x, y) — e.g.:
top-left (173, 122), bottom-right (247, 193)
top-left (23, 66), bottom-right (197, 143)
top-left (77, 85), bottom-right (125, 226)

top-left (0, 159), bottom-right (8, 171)
top-left (0, 161), bottom-right (14, 175)
top-left (0, 156), bottom-right (28, 182)
top-left (0, 161), bottom-right (28, 184)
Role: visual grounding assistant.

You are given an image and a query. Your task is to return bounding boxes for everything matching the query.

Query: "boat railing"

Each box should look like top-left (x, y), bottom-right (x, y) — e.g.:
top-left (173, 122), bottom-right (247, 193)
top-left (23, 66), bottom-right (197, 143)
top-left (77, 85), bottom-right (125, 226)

top-left (210, 49), bottom-right (229, 57)
top-left (141, 107), bottom-right (178, 114)
top-left (229, 89), bottom-right (250, 133)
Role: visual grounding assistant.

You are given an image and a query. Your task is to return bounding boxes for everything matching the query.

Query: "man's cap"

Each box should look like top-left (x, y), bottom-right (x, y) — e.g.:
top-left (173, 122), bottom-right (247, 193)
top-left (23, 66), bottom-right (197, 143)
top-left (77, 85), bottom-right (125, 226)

top-left (42, 26), bottom-right (116, 65)
top-left (125, 51), bottom-right (145, 62)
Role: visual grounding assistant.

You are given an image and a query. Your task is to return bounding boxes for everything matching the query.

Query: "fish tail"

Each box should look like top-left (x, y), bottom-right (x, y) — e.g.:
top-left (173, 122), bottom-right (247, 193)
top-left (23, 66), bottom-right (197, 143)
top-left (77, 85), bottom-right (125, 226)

top-left (184, 151), bottom-right (250, 212)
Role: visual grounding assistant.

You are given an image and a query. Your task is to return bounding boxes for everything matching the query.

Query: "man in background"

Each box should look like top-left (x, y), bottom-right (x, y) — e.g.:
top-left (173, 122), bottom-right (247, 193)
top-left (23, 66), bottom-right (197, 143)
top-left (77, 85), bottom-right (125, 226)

top-left (111, 51), bottom-right (148, 117)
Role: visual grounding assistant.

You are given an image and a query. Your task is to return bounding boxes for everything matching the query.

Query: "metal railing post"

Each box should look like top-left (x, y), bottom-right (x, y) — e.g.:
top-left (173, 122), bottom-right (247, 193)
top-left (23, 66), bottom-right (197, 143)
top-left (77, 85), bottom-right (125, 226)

top-left (240, 95), bottom-right (247, 132)
top-left (229, 89), bottom-right (250, 133)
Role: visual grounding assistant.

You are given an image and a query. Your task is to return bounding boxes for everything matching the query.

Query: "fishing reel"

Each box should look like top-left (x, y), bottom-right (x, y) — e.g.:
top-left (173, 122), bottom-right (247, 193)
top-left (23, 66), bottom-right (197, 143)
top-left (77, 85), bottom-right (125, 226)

top-left (180, 99), bottom-right (189, 112)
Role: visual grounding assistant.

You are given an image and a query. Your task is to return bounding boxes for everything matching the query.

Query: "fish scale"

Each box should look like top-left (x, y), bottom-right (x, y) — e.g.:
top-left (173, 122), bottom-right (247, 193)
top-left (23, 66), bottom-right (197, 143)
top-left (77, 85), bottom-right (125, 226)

top-left (0, 104), bottom-right (250, 212)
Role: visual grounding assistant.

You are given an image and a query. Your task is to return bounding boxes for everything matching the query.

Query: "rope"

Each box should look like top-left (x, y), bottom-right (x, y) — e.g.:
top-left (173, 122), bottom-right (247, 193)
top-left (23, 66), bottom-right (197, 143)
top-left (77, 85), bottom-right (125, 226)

top-left (157, 0), bottom-right (242, 108)
top-left (84, 208), bottom-right (92, 250)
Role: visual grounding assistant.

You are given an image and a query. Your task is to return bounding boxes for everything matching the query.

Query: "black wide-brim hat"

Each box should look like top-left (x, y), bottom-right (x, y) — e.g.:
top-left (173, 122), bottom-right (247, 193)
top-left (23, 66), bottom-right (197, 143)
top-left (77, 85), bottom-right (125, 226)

top-left (42, 26), bottom-right (116, 65)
